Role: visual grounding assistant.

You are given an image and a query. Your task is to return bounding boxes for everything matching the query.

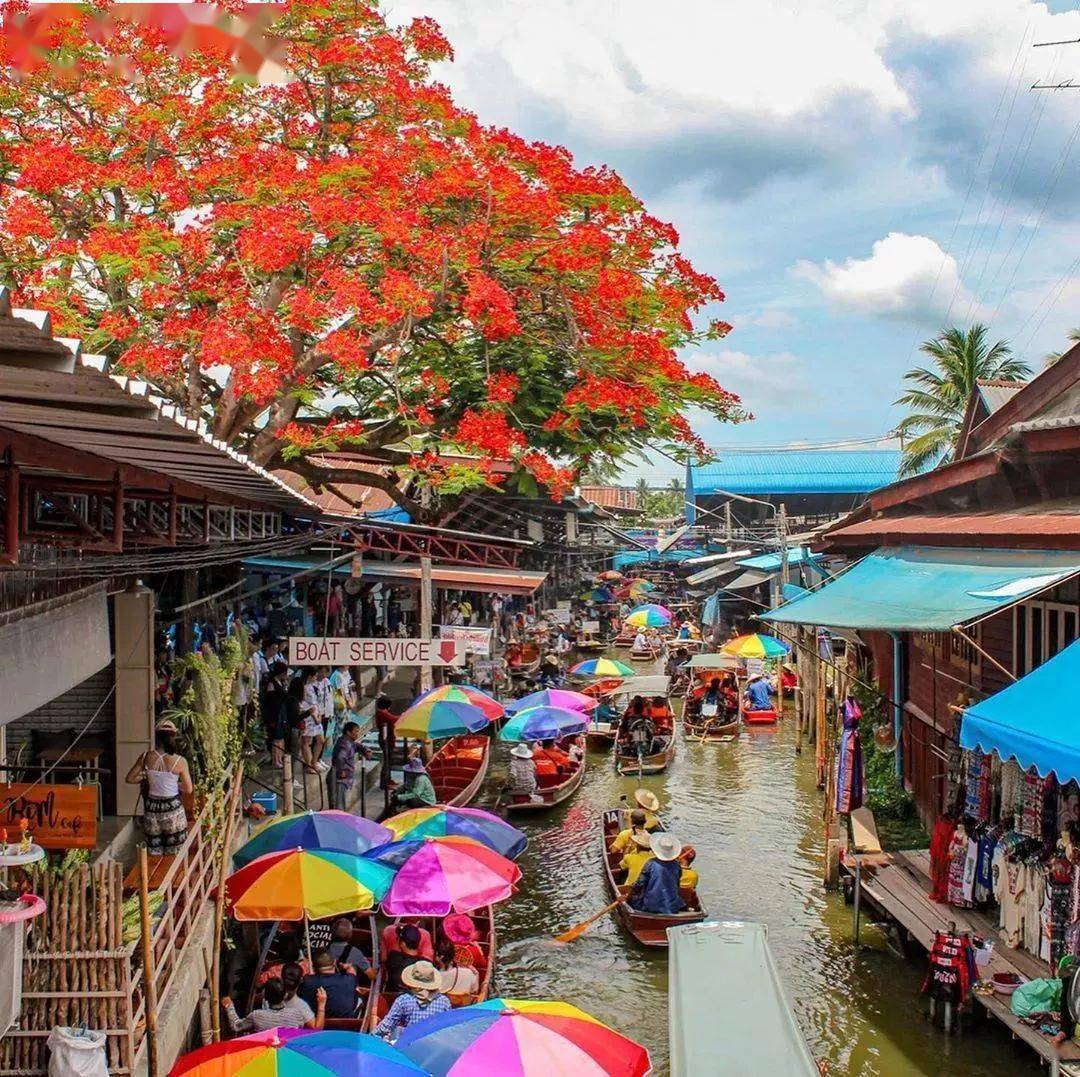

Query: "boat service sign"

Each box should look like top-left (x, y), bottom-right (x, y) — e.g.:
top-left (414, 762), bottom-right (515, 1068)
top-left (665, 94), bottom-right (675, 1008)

top-left (289, 636), bottom-right (466, 667)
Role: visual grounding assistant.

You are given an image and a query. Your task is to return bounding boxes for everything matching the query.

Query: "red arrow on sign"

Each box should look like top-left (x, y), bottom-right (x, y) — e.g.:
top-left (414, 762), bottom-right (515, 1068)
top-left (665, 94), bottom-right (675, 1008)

top-left (438, 640), bottom-right (458, 663)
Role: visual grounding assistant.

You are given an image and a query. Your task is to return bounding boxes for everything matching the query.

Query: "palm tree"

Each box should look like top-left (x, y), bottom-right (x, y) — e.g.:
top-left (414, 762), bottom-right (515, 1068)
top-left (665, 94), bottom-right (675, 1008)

top-left (895, 324), bottom-right (1030, 476)
top-left (1044, 328), bottom-right (1080, 369)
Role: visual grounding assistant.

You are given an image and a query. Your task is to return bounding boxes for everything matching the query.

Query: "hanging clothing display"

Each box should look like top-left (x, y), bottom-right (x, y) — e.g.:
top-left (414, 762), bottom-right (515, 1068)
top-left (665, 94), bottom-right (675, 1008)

top-left (947, 827), bottom-right (974, 908)
top-left (963, 752), bottom-right (992, 824)
top-left (834, 696), bottom-right (864, 814)
top-left (1000, 760), bottom-right (1022, 823)
top-left (922, 931), bottom-right (976, 1005)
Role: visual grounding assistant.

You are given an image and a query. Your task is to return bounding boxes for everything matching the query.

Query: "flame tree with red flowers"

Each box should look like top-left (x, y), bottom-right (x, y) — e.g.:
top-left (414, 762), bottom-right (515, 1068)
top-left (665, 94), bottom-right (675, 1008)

top-left (0, 0), bottom-right (744, 519)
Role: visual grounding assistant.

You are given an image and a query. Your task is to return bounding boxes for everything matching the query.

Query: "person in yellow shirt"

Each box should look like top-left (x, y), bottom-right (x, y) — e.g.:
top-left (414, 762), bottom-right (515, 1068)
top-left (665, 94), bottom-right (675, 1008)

top-left (619, 832), bottom-right (655, 886)
top-left (679, 845), bottom-right (699, 891)
top-left (611, 809), bottom-right (648, 855)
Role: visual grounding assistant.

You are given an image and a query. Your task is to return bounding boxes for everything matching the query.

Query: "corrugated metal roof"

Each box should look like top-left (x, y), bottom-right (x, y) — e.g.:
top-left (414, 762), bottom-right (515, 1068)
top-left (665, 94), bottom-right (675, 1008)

top-left (976, 379), bottom-right (1026, 415)
top-left (828, 510), bottom-right (1080, 543)
top-left (579, 485), bottom-right (640, 511)
top-left (0, 289), bottom-right (319, 516)
top-left (688, 449), bottom-right (903, 496)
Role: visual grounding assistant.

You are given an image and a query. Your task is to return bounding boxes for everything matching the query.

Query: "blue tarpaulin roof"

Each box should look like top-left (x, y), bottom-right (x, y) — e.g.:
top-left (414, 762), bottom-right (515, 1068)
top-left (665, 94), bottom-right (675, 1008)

top-left (764, 546), bottom-right (1080, 631)
top-left (961, 641), bottom-right (1080, 783)
top-left (612, 548), bottom-right (707, 571)
top-left (737, 547), bottom-right (825, 572)
top-left (687, 449), bottom-right (903, 497)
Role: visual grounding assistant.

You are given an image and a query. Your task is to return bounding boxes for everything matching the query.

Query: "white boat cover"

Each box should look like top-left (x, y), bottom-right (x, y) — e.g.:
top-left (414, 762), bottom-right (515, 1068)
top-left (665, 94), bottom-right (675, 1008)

top-left (609, 674), bottom-right (669, 699)
top-left (668, 920), bottom-right (817, 1076)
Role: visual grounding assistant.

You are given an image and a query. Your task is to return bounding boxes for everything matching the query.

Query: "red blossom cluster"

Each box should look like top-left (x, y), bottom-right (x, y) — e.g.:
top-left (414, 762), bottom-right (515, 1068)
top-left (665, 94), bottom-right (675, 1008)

top-left (0, 0), bottom-right (748, 513)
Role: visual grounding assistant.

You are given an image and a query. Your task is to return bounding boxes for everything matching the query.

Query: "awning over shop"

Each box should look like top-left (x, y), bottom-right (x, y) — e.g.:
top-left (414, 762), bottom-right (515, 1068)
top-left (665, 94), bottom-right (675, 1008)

top-left (764, 545), bottom-right (1080, 631)
top-left (245, 556), bottom-right (547, 596)
top-left (725, 569), bottom-right (771, 591)
top-left (736, 547), bottom-right (825, 572)
top-left (961, 640), bottom-right (1080, 784)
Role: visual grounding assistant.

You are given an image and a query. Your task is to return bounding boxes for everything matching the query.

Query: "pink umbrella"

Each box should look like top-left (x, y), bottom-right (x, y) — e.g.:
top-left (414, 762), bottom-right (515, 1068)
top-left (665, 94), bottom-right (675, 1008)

top-left (504, 689), bottom-right (599, 716)
top-left (368, 836), bottom-right (521, 916)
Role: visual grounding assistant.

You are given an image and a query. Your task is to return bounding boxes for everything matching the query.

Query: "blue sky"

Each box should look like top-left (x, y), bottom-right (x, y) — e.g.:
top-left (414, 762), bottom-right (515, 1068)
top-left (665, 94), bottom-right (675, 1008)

top-left (390, 0), bottom-right (1080, 481)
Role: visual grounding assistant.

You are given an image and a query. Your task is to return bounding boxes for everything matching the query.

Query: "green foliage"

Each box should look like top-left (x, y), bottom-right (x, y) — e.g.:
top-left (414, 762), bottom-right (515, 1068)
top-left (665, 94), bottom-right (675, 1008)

top-left (851, 681), bottom-right (927, 849)
top-left (163, 628), bottom-right (248, 792)
top-left (895, 323), bottom-right (1030, 476)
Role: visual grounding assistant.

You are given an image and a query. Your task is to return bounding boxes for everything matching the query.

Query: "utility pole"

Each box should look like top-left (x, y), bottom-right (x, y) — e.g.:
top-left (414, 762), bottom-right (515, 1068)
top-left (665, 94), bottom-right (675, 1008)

top-left (419, 486), bottom-right (433, 693)
top-left (724, 501), bottom-right (732, 551)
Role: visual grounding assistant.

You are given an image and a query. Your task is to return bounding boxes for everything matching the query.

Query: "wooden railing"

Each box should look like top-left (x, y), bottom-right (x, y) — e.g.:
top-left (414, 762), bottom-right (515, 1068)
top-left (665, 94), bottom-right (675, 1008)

top-left (130, 769), bottom-right (243, 1071)
top-left (0, 767), bottom-right (243, 1076)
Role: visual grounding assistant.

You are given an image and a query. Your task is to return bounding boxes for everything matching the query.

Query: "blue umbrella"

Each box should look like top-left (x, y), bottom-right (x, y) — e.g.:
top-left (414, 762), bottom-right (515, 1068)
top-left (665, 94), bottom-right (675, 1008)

top-left (498, 706), bottom-right (589, 742)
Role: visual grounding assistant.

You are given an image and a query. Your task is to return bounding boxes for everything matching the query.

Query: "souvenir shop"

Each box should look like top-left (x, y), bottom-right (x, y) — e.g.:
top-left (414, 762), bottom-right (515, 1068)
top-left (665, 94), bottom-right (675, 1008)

top-left (931, 640), bottom-right (1080, 972)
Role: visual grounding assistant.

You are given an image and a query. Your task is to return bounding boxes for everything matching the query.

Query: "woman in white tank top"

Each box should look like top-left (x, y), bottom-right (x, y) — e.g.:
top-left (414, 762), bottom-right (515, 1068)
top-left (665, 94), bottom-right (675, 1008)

top-left (125, 719), bottom-right (193, 856)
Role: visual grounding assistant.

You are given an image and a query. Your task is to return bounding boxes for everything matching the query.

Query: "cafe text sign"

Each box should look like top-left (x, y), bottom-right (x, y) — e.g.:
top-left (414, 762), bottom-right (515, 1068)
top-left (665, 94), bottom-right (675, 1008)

top-left (0, 782), bottom-right (98, 850)
top-left (289, 637), bottom-right (466, 667)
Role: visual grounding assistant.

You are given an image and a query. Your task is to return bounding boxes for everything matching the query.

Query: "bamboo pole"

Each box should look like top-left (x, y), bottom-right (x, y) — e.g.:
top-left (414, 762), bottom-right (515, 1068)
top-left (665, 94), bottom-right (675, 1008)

top-left (138, 846), bottom-right (160, 1077)
top-left (210, 767), bottom-right (246, 1043)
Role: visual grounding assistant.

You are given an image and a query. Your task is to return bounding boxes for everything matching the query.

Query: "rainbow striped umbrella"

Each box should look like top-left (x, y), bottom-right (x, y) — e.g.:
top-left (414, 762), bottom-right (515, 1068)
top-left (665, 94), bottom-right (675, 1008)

top-left (499, 706), bottom-right (589, 742)
top-left (369, 836), bottom-right (521, 916)
top-left (569, 657), bottom-right (635, 678)
top-left (223, 848), bottom-right (395, 921)
top-left (624, 603), bottom-right (672, 628)
top-left (722, 633), bottom-right (791, 660)
top-left (505, 689), bottom-right (599, 715)
top-left (396, 685), bottom-right (502, 739)
top-left (597, 570), bottom-right (623, 581)
top-left (172, 1028), bottom-right (428, 1076)
top-left (234, 810), bottom-right (393, 868)
top-left (396, 999), bottom-right (651, 1077)
top-left (383, 806), bottom-right (527, 861)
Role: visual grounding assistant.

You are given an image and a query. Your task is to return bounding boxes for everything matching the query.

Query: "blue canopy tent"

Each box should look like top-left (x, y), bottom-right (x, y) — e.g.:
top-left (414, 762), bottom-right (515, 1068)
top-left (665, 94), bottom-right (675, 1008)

top-left (764, 546), bottom-right (1080, 632)
top-left (961, 640), bottom-right (1080, 784)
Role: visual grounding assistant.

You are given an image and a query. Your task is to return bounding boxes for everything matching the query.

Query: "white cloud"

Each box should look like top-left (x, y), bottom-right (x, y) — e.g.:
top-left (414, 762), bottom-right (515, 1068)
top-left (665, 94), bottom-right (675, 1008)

top-left (742, 308), bottom-right (799, 332)
top-left (792, 232), bottom-right (983, 322)
top-left (689, 349), bottom-right (815, 416)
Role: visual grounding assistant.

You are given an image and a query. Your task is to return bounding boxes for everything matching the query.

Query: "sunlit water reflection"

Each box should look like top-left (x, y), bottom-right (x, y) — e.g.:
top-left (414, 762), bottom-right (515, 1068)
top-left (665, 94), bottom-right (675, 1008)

top-left (474, 658), bottom-right (1040, 1076)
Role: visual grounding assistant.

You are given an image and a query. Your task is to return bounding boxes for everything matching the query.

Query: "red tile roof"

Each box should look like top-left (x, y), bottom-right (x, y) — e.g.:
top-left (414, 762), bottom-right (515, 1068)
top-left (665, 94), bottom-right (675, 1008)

top-left (579, 485), bottom-right (640, 510)
top-left (826, 510), bottom-right (1080, 549)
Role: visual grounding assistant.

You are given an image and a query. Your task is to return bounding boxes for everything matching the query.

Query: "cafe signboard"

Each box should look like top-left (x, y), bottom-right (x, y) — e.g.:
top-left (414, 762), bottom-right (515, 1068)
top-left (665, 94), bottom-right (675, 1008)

top-left (0, 782), bottom-right (98, 850)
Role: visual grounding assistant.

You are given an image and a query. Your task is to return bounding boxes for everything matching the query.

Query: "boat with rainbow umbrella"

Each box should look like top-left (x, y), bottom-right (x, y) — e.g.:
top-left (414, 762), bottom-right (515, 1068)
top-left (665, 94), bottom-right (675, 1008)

top-left (721, 632), bottom-right (791, 660)
top-left (395, 998), bottom-right (652, 1077)
top-left (569, 657), bottom-right (635, 678)
top-left (394, 685), bottom-right (503, 810)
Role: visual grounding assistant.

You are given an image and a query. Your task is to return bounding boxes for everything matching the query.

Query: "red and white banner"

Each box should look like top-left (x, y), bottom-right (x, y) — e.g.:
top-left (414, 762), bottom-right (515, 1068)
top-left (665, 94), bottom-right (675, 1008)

top-left (289, 637), bottom-right (465, 667)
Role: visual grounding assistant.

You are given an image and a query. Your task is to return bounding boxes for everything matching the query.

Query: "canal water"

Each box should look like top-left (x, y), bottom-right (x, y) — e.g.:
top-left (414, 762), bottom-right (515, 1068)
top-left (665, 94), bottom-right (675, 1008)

top-left (477, 669), bottom-right (1041, 1076)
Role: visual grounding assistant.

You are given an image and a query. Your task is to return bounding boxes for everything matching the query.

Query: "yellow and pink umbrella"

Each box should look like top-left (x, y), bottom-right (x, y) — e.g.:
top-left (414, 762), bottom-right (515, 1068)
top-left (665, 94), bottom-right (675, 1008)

top-left (396, 999), bottom-right (651, 1076)
top-left (624, 603), bottom-right (672, 628)
top-left (222, 847), bottom-right (395, 922)
top-left (569, 657), bottom-right (635, 678)
top-left (722, 633), bottom-right (791, 660)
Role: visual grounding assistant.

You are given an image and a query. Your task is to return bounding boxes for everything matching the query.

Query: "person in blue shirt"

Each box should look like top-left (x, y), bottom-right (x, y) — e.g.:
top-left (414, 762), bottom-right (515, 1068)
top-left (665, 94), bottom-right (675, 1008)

top-left (630, 832), bottom-right (686, 915)
top-left (744, 674), bottom-right (775, 712)
top-left (298, 948), bottom-right (369, 1019)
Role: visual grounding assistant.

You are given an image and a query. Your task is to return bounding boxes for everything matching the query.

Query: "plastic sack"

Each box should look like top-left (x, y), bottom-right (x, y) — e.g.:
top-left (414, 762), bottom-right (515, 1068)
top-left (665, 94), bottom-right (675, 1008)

top-left (47, 1027), bottom-right (108, 1077)
top-left (701, 702), bottom-right (718, 717)
top-left (1010, 977), bottom-right (1061, 1018)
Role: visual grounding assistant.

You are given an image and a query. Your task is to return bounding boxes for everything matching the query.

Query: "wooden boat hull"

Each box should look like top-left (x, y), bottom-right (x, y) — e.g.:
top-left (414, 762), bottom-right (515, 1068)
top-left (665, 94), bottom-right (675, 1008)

top-left (615, 736), bottom-right (675, 775)
top-left (429, 735), bottom-right (490, 807)
top-left (744, 709), bottom-right (778, 726)
top-left (505, 757), bottom-right (586, 813)
top-left (576, 641), bottom-right (607, 652)
top-left (683, 718), bottom-right (739, 741)
top-left (585, 724), bottom-right (616, 750)
top-left (367, 906), bottom-right (496, 1031)
top-left (601, 809), bottom-right (705, 948)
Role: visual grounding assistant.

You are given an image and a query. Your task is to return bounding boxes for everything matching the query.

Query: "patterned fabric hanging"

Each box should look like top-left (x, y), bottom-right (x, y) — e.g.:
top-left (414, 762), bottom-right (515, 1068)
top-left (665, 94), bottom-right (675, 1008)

top-left (835, 696), bottom-right (864, 814)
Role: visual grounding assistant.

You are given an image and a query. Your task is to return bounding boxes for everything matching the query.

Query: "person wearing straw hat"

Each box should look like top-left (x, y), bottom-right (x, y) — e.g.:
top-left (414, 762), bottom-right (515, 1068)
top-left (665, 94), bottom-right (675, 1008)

top-left (394, 755), bottom-right (437, 809)
top-left (373, 959), bottom-right (452, 1042)
top-left (507, 743), bottom-right (542, 804)
top-left (630, 833), bottom-right (687, 915)
top-left (630, 788), bottom-right (661, 831)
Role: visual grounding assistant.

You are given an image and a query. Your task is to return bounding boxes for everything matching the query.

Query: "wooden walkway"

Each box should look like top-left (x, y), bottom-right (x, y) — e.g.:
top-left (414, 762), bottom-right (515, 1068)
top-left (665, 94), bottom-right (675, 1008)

top-left (851, 848), bottom-right (1080, 1076)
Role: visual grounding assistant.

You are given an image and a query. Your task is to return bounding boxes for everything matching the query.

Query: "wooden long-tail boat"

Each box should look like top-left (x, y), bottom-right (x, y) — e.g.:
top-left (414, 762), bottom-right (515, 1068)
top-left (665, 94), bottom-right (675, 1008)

top-left (600, 808), bottom-right (706, 948)
top-left (366, 906), bottom-right (496, 1031)
top-left (615, 734), bottom-right (675, 774)
top-left (682, 694), bottom-right (739, 741)
top-left (246, 913), bottom-right (379, 1024)
top-left (505, 751), bottom-right (586, 814)
top-left (428, 735), bottom-right (489, 807)
top-left (506, 641), bottom-right (541, 677)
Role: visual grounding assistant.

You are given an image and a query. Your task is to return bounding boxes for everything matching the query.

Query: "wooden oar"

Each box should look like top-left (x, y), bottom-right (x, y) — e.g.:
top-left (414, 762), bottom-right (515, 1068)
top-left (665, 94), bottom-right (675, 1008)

top-left (555, 895), bottom-right (627, 943)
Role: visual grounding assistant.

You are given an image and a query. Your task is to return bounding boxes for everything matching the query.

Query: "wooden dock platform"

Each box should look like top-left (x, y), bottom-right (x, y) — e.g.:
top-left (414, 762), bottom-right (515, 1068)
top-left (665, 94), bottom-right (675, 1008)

top-left (849, 848), bottom-right (1080, 1076)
